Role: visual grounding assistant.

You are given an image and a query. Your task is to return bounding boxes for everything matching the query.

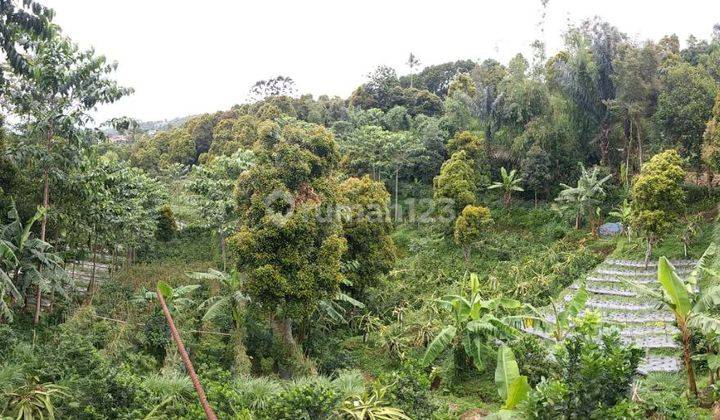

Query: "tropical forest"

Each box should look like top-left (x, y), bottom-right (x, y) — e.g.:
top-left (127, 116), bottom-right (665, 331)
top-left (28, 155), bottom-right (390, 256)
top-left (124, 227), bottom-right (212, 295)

top-left (2, 1), bottom-right (720, 418)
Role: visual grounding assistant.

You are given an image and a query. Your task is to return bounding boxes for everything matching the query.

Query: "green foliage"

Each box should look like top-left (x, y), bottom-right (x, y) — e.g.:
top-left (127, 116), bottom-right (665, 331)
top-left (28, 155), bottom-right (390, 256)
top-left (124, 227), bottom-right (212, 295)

top-left (421, 273), bottom-right (533, 373)
top-left (2, 379), bottom-right (69, 420)
top-left (339, 176), bottom-right (397, 292)
top-left (433, 151), bottom-right (477, 213)
top-left (654, 61), bottom-right (717, 168)
top-left (522, 327), bottom-right (643, 419)
top-left (508, 335), bottom-right (556, 387)
top-left (488, 167), bottom-right (524, 207)
top-left (447, 73), bottom-right (477, 98)
top-left (454, 205), bottom-right (492, 262)
top-left (446, 131), bottom-right (490, 187)
top-left (231, 119), bottom-right (346, 325)
top-left (339, 383), bottom-right (410, 420)
top-left (379, 362), bottom-right (436, 419)
top-left (554, 164), bottom-right (612, 232)
top-left (521, 144), bottom-right (551, 203)
top-left (702, 93), bottom-right (720, 173)
top-left (260, 383), bottom-right (339, 420)
top-left (630, 149), bottom-right (686, 259)
top-left (155, 205), bottom-right (177, 241)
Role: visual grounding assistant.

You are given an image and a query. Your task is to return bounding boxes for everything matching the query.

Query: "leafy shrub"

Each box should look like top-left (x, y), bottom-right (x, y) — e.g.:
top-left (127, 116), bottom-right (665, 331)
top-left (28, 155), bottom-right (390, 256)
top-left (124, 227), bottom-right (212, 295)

top-left (234, 376), bottom-right (282, 411)
top-left (640, 390), bottom-right (692, 419)
top-left (331, 369), bottom-right (367, 401)
top-left (522, 327), bottom-right (643, 419)
top-left (381, 361), bottom-right (437, 419)
top-left (259, 383), bottom-right (339, 420)
top-left (510, 335), bottom-right (556, 386)
top-left (155, 205), bottom-right (177, 241)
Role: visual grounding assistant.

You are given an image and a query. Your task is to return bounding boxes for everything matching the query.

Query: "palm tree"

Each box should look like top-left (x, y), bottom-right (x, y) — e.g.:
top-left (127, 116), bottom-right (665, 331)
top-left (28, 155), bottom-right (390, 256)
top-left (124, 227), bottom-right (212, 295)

top-left (488, 167), bottom-right (524, 207)
top-left (189, 269), bottom-right (252, 375)
top-left (555, 164), bottom-right (612, 233)
top-left (624, 247), bottom-right (720, 397)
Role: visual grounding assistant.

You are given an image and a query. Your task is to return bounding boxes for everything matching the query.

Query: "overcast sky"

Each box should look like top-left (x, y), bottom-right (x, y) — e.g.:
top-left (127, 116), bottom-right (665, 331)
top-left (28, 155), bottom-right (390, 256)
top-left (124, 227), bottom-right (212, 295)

top-left (43, 0), bottom-right (720, 124)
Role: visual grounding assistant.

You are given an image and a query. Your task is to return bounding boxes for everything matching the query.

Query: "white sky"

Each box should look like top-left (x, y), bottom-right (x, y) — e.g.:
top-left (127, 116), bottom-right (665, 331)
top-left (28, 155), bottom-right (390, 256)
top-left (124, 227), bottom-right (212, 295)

top-left (43, 0), bottom-right (720, 124)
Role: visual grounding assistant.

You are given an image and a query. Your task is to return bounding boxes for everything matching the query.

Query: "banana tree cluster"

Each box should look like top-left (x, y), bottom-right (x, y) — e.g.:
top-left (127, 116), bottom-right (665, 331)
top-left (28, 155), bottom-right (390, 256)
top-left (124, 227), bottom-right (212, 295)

top-left (422, 273), bottom-right (540, 371)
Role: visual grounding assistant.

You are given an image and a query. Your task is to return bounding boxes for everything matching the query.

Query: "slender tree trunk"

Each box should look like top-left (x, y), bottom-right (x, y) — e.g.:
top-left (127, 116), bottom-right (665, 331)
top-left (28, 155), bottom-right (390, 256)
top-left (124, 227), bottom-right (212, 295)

top-left (680, 324), bottom-right (698, 397)
top-left (394, 168), bottom-right (400, 222)
top-left (636, 119), bottom-right (643, 170)
top-left (575, 212), bottom-right (581, 230)
top-left (644, 237), bottom-right (653, 268)
top-left (534, 190), bottom-right (538, 209)
top-left (111, 246), bottom-right (117, 278)
top-left (219, 230), bottom-right (226, 272)
top-left (34, 168), bottom-right (50, 325)
top-left (87, 242), bottom-right (97, 299)
top-left (156, 289), bottom-right (217, 420)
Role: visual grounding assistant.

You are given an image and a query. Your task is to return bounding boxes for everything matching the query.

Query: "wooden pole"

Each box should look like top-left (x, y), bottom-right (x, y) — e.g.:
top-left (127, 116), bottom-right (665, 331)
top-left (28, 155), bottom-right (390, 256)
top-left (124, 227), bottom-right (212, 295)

top-left (156, 288), bottom-right (217, 420)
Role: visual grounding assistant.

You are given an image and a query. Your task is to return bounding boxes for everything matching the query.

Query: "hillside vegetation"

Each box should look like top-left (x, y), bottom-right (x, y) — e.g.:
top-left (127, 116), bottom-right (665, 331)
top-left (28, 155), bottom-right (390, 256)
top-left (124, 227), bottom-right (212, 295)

top-left (1, 1), bottom-right (720, 419)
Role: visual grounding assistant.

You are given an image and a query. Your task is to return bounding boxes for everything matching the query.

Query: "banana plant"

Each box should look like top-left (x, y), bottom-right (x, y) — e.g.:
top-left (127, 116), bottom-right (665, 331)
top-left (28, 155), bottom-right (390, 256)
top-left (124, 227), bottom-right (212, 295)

top-left (549, 285), bottom-right (588, 341)
top-left (189, 269), bottom-right (252, 374)
top-left (609, 199), bottom-right (632, 241)
top-left (1, 202), bottom-right (68, 321)
top-left (422, 273), bottom-right (541, 371)
top-left (0, 238), bottom-right (20, 321)
top-left (133, 281), bottom-right (200, 314)
top-left (488, 346), bottom-right (531, 419)
top-left (623, 246), bottom-right (720, 397)
top-left (488, 167), bottom-right (524, 207)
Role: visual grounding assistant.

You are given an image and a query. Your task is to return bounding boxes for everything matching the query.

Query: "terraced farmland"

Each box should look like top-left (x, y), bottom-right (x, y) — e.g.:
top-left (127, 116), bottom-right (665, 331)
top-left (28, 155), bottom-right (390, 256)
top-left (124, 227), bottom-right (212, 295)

top-left (531, 258), bottom-right (698, 374)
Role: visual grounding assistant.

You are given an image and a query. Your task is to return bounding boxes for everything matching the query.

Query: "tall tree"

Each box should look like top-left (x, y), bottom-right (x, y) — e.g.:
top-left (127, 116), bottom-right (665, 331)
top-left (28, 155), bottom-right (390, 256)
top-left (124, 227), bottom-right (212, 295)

top-left (654, 62), bottom-right (717, 171)
top-left (521, 144), bottom-right (551, 207)
top-left (0, 0), bottom-right (54, 88)
top-left (406, 52), bottom-right (421, 89)
top-left (702, 93), bottom-right (720, 188)
top-left (630, 150), bottom-right (686, 265)
top-left (232, 119), bottom-right (346, 376)
top-left (2, 29), bottom-right (131, 323)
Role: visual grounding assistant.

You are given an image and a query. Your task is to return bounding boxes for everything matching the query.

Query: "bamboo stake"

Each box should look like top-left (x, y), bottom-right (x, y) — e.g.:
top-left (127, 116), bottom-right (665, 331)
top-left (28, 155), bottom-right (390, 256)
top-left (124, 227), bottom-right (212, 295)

top-left (156, 288), bottom-right (217, 420)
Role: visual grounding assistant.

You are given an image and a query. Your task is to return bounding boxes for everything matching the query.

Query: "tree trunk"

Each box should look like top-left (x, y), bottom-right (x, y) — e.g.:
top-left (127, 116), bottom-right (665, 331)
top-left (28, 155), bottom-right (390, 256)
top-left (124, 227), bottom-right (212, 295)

top-left (394, 168), bottom-right (400, 222)
top-left (575, 212), bottom-right (581, 230)
top-left (636, 120), bottom-right (643, 170)
top-left (271, 316), bottom-right (316, 378)
top-left (644, 238), bottom-right (653, 268)
top-left (157, 288), bottom-right (217, 420)
top-left (111, 246), bottom-right (117, 278)
top-left (680, 324), bottom-right (698, 397)
top-left (87, 242), bottom-right (98, 299)
top-left (534, 190), bottom-right (538, 209)
top-left (34, 168), bottom-right (50, 325)
top-left (219, 231), bottom-right (226, 272)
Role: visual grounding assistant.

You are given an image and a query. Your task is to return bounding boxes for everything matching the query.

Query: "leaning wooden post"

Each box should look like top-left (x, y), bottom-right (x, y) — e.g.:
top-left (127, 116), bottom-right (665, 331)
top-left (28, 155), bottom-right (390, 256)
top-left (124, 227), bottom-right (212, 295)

top-left (156, 287), bottom-right (217, 420)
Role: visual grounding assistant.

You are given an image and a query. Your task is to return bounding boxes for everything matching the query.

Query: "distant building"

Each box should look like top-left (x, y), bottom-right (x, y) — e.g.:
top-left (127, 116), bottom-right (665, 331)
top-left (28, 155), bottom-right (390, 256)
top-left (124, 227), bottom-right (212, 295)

top-left (108, 134), bottom-right (131, 143)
